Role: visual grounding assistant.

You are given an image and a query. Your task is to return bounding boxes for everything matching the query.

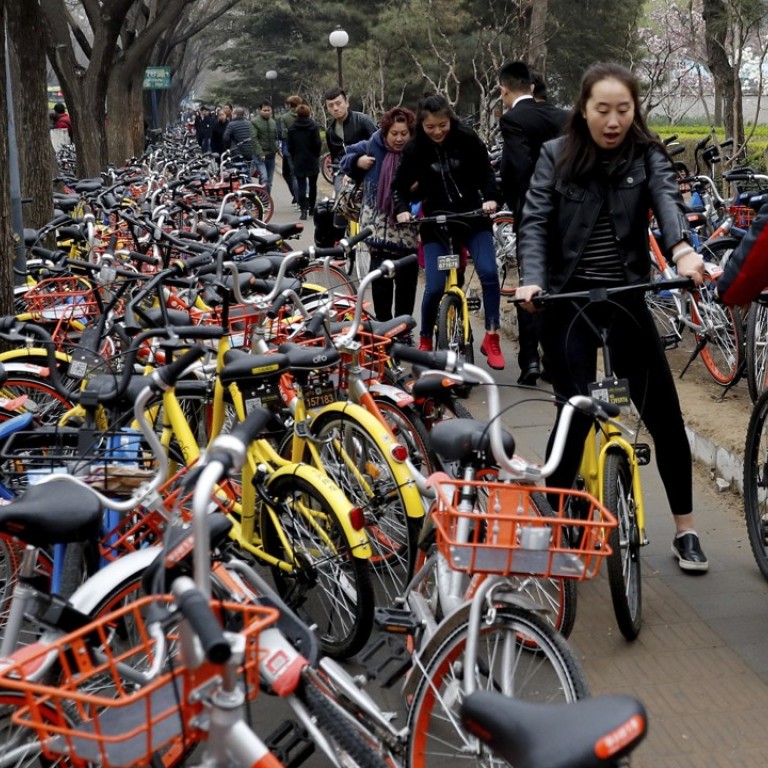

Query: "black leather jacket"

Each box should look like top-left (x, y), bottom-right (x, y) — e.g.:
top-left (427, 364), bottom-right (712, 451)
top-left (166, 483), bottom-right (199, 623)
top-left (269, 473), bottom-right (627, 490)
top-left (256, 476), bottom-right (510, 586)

top-left (519, 137), bottom-right (691, 292)
top-left (325, 110), bottom-right (377, 162)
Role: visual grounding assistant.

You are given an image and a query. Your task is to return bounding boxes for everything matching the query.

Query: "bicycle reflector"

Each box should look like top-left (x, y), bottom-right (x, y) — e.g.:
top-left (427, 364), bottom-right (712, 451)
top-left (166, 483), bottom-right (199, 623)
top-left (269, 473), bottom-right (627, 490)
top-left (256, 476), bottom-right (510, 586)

top-left (390, 443), bottom-right (409, 463)
top-left (349, 506), bottom-right (366, 531)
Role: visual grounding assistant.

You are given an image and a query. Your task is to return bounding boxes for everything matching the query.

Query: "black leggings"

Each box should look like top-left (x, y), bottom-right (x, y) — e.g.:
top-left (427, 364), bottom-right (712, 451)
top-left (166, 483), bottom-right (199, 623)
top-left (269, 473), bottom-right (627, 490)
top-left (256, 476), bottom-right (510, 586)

top-left (540, 295), bottom-right (692, 516)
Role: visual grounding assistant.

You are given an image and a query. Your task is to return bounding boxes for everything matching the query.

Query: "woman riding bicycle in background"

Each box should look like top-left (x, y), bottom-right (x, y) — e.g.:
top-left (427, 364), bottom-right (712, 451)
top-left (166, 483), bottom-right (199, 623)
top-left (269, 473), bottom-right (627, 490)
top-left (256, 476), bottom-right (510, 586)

top-left (340, 106), bottom-right (420, 321)
top-left (392, 93), bottom-right (505, 370)
top-left (515, 62), bottom-right (710, 573)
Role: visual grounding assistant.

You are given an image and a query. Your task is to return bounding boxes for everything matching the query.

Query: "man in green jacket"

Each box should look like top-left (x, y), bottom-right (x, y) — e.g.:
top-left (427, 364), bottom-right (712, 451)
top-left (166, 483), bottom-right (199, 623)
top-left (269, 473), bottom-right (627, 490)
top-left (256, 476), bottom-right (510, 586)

top-left (251, 100), bottom-right (279, 192)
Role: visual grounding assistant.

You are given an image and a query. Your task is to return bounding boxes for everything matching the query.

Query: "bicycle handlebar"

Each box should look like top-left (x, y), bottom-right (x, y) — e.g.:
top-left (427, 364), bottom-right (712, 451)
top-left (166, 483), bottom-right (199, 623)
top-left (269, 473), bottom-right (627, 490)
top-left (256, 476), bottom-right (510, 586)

top-left (172, 577), bottom-right (232, 664)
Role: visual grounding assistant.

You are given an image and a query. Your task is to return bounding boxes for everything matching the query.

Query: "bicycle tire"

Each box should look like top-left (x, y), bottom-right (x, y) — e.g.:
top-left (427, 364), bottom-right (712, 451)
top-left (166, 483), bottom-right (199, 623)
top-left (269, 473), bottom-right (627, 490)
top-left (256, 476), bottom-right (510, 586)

top-left (746, 301), bottom-right (768, 403)
top-left (437, 292), bottom-right (474, 364)
top-left (406, 606), bottom-right (589, 768)
top-left (298, 674), bottom-right (391, 768)
top-left (692, 275), bottom-right (743, 386)
top-left (603, 451), bottom-right (643, 640)
top-left (307, 409), bottom-right (420, 607)
top-left (0, 534), bottom-right (23, 633)
top-left (260, 472), bottom-right (374, 659)
top-left (321, 152), bottom-right (335, 185)
top-left (373, 396), bottom-right (436, 476)
top-left (699, 235), bottom-right (740, 270)
top-left (1, 375), bottom-right (75, 427)
top-left (253, 186), bottom-right (274, 222)
top-left (492, 214), bottom-right (517, 295)
top-left (744, 390), bottom-right (768, 580)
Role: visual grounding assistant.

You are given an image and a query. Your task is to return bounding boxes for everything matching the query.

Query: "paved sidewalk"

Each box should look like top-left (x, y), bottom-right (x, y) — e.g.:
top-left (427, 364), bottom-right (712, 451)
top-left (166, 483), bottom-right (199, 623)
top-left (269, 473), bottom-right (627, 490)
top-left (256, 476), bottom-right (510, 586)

top-left (269, 164), bottom-right (768, 768)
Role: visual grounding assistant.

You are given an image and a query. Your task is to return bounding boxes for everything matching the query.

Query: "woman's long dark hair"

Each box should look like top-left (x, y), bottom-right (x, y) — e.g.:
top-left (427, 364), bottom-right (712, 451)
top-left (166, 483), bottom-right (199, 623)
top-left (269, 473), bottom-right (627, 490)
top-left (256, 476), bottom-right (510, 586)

top-left (557, 62), bottom-right (663, 182)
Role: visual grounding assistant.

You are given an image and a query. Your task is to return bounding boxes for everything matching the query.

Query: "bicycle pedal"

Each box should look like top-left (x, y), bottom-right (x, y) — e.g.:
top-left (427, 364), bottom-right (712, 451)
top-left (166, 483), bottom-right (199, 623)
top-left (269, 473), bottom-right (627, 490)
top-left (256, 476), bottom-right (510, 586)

top-left (265, 719), bottom-right (315, 768)
top-left (374, 606), bottom-right (421, 634)
top-left (357, 632), bottom-right (412, 688)
top-left (660, 334), bottom-right (680, 350)
top-left (466, 297), bottom-right (482, 312)
top-left (634, 443), bottom-right (652, 466)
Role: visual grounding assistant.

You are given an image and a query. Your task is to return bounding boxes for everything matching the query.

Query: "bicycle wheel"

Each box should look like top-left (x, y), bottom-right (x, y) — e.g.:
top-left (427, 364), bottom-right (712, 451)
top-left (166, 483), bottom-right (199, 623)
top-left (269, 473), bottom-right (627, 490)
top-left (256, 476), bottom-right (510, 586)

top-left (298, 262), bottom-right (357, 297)
top-left (406, 606), bottom-right (589, 768)
top-left (492, 213), bottom-right (517, 296)
top-left (321, 152), bottom-right (335, 185)
top-left (603, 451), bottom-right (643, 640)
top-left (297, 673), bottom-right (392, 768)
top-left (1, 375), bottom-right (75, 426)
top-left (253, 186), bottom-right (274, 222)
top-left (261, 472), bottom-right (374, 659)
top-left (692, 275), bottom-right (743, 386)
top-left (373, 396), bottom-right (436, 475)
top-left (354, 240), bottom-right (371, 285)
top-left (308, 409), bottom-right (419, 607)
top-left (437, 292), bottom-right (474, 365)
top-left (0, 535), bottom-right (23, 632)
top-left (700, 235), bottom-right (740, 270)
top-left (746, 300), bottom-right (768, 403)
top-left (744, 390), bottom-right (768, 580)
top-left (0, 692), bottom-right (68, 767)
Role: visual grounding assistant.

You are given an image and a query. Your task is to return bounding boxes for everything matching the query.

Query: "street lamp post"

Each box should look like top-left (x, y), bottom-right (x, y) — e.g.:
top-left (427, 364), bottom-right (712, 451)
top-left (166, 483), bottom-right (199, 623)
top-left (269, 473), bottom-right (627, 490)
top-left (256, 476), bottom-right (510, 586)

top-left (265, 69), bottom-right (277, 106)
top-left (328, 27), bottom-right (349, 89)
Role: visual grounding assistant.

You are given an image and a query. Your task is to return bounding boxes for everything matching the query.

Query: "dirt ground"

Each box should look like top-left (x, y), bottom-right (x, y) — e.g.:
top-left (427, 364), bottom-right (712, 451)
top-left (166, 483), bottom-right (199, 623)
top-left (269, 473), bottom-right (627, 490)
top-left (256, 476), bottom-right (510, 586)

top-left (666, 339), bottom-right (750, 459)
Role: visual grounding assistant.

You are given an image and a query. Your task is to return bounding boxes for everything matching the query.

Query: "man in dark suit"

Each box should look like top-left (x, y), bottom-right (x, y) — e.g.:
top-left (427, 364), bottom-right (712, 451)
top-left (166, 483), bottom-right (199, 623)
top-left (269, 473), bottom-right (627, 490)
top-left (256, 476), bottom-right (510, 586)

top-left (499, 61), bottom-right (568, 385)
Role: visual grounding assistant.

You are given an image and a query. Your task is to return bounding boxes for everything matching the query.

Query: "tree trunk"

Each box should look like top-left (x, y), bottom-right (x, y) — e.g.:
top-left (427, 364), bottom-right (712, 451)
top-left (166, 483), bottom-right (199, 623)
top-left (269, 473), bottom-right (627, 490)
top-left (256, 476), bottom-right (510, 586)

top-left (107, 66), bottom-right (146, 166)
top-left (527, 0), bottom-right (549, 74)
top-left (0, 2), bottom-right (17, 316)
top-left (701, 0), bottom-right (742, 139)
top-left (7, 0), bottom-right (54, 230)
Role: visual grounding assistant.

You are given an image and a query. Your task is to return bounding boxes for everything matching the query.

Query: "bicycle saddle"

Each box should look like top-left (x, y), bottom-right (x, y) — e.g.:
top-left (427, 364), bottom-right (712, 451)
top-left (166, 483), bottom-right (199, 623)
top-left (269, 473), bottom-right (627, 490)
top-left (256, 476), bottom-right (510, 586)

top-left (460, 689), bottom-right (647, 768)
top-left (0, 478), bottom-right (103, 546)
top-left (429, 418), bottom-right (515, 463)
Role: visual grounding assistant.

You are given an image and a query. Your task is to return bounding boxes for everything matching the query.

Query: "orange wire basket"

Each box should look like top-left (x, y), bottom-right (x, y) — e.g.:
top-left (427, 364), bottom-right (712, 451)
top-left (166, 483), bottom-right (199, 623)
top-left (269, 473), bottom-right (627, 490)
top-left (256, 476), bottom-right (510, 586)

top-left (21, 276), bottom-right (101, 321)
top-left (427, 473), bottom-right (617, 580)
top-left (728, 205), bottom-right (755, 229)
top-left (0, 596), bottom-right (279, 768)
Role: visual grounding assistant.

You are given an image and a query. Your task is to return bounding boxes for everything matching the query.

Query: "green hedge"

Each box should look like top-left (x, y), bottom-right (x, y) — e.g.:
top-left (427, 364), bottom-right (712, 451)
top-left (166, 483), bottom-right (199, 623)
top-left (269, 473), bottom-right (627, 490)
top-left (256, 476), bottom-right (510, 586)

top-left (651, 124), bottom-right (768, 173)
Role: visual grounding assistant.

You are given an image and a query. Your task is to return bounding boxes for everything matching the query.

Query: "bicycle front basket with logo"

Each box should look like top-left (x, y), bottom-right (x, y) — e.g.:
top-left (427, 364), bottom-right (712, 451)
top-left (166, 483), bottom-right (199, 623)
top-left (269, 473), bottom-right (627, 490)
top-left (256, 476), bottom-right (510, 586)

top-left (333, 178), bottom-right (362, 223)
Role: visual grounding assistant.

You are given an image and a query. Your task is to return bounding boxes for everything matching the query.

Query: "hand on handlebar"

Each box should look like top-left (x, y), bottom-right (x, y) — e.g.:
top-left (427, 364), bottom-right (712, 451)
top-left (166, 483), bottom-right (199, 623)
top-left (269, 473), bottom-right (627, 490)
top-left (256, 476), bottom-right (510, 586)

top-left (673, 247), bottom-right (705, 287)
top-left (396, 211), bottom-right (413, 224)
top-left (515, 284), bottom-right (544, 312)
top-left (482, 200), bottom-right (498, 215)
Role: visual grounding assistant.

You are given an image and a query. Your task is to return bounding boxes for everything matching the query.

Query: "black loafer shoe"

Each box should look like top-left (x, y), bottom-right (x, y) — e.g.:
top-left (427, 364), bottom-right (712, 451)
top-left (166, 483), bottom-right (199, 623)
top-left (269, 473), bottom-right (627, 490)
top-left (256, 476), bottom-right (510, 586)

top-left (517, 362), bottom-right (540, 386)
top-left (671, 532), bottom-right (709, 573)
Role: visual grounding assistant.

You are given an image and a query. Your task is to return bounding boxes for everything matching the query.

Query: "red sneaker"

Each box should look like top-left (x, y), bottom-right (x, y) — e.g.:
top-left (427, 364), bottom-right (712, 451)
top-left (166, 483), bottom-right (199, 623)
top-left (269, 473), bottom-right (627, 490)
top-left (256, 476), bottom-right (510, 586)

top-left (480, 331), bottom-right (505, 370)
top-left (418, 336), bottom-right (433, 352)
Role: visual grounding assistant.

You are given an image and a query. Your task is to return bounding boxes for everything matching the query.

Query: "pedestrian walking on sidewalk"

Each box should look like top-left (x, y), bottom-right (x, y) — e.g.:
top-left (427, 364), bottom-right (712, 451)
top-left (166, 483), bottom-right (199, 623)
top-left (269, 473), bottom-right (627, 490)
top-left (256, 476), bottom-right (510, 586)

top-left (515, 62), bottom-right (709, 572)
top-left (287, 104), bottom-right (321, 220)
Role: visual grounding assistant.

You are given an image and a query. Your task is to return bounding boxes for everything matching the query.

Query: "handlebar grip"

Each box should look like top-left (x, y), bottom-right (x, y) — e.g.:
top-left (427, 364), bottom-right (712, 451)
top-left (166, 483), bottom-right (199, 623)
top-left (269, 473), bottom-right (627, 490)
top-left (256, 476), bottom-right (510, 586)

top-left (696, 135), bottom-right (711, 150)
top-left (267, 292), bottom-right (291, 319)
top-left (339, 226), bottom-right (373, 250)
top-left (156, 344), bottom-right (208, 388)
top-left (172, 578), bottom-right (231, 665)
top-left (127, 251), bottom-right (160, 267)
top-left (391, 343), bottom-right (453, 371)
top-left (305, 310), bottom-right (327, 337)
top-left (230, 408), bottom-right (273, 448)
top-left (380, 253), bottom-right (419, 278)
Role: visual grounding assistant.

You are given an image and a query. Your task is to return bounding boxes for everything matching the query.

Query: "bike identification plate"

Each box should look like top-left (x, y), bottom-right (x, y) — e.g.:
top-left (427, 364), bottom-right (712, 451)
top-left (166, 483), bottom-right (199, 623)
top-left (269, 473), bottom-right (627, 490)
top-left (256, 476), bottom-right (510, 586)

top-left (437, 254), bottom-right (461, 271)
top-left (588, 377), bottom-right (631, 407)
top-left (304, 382), bottom-right (336, 410)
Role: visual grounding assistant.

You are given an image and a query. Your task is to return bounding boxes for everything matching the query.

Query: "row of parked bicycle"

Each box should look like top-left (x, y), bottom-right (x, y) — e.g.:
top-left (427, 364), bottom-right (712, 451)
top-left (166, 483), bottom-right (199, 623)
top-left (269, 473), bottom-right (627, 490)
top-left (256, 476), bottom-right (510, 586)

top-left (0, 133), bottom-right (671, 767)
